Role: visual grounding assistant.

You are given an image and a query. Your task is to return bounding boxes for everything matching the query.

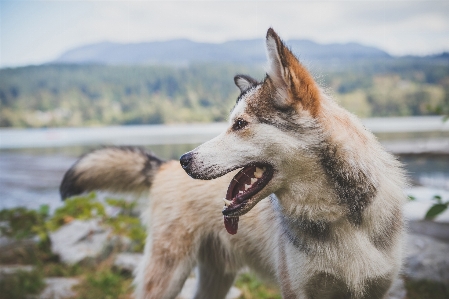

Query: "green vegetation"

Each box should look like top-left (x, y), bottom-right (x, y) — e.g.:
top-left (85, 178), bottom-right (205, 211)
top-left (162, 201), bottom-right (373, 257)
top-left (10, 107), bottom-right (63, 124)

top-left (405, 278), bottom-right (449, 299)
top-left (424, 195), bottom-right (449, 220)
top-left (46, 193), bottom-right (106, 231)
top-left (74, 269), bottom-right (133, 299)
top-left (0, 64), bottom-right (258, 127)
top-left (44, 194), bottom-right (146, 252)
top-left (1, 57), bottom-right (448, 128)
top-left (104, 198), bottom-right (146, 252)
top-left (324, 57), bottom-right (449, 117)
top-left (0, 269), bottom-right (46, 299)
top-left (0, 205), bottom-right (48, 239)
top-left (236, 273), bottom-right (281, 299)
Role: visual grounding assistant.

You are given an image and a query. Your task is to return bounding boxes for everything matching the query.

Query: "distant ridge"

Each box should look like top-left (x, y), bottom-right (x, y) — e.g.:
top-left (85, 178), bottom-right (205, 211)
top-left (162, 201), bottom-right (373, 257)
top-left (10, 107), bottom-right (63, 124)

top-left (54, 38), bottom-right (391, 66)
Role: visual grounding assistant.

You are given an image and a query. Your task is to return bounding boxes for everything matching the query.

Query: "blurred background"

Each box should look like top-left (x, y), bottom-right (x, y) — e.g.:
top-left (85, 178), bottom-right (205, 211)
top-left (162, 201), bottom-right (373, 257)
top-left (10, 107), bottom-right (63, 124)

top-left (0, 1), bottom-right (448, 298)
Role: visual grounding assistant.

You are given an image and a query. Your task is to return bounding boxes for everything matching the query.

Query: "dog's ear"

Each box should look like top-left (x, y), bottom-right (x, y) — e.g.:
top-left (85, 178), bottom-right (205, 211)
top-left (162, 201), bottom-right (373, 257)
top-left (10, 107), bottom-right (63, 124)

top-left (234, 75), bottom-right (258, 93)
top-left (266, 28), bottom-right (320, 116)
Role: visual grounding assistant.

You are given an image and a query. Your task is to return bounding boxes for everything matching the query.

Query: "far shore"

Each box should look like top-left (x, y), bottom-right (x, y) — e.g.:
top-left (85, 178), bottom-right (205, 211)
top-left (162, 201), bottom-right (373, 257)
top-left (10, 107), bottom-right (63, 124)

top-left (1, 116), bottom-right (448, 153)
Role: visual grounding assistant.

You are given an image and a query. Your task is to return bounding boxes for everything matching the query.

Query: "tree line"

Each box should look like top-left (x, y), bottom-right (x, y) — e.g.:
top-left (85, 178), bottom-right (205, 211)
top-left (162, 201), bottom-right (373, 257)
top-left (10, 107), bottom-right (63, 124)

top-left (0, 57), bottom-right (448, 128)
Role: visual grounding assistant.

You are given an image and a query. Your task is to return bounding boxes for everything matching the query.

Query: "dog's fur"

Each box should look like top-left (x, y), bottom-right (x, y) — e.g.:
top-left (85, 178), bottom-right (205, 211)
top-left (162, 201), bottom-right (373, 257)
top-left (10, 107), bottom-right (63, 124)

top-left (60, 28), bottom-right (406, 299)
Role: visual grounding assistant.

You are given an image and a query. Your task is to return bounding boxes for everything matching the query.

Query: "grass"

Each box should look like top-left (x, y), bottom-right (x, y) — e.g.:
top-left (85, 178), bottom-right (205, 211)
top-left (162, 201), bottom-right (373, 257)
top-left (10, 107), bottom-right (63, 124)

top-left (405, 278), bottom-right (449, 299)
top-left (73, 269), bottom-right (133, 299)
top-left (236, 273), bottom-right (281, 299)
top-left (0, 269), bottom-right (46, 299)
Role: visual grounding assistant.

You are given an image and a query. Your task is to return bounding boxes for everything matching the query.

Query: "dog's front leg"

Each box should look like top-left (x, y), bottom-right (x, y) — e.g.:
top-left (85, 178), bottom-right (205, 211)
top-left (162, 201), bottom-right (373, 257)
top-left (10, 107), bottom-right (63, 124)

top-left (193, 235), bottom-right (237, 299)
top-left (277, 239), bottom-right (300, 299)
top-left (138, 254), bottom-right (194, 299)
top-left (193, 261), bottom-right (236, 299)
top-left (134, 229), bottom-right (196, 299)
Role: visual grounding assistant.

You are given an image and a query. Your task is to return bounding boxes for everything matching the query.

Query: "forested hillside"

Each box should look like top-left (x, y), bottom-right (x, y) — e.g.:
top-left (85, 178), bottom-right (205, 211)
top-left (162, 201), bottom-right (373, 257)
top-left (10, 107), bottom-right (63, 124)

top-left (323, 56), bottom-right (449, 118)
top-left (0, 64), bottom-right (261, 127)
top-left (1, 56), bottom-right (448, 128)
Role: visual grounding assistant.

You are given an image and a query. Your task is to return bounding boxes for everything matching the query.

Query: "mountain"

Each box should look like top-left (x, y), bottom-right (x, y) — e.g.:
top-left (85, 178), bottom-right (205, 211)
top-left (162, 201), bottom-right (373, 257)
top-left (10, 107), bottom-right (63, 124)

top-left (54, 38), bottom-right (391, 66)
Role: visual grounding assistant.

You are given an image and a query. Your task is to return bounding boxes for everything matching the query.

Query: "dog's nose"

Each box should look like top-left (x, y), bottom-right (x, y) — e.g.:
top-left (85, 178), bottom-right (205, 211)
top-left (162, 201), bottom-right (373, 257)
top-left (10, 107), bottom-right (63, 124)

top-left (180, 152), bottom-right (194, 169)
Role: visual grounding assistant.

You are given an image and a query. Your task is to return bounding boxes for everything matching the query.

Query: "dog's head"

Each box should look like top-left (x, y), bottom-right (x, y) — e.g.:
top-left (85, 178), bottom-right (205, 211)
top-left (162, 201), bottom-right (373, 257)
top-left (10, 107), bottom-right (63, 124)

top-left (180, 28), bottom-right (324, 234)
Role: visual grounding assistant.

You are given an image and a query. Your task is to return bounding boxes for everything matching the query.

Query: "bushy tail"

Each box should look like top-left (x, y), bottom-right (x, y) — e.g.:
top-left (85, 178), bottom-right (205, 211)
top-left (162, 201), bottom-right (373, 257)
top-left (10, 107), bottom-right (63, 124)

top-left (60, 146), bottom-right (164, 200)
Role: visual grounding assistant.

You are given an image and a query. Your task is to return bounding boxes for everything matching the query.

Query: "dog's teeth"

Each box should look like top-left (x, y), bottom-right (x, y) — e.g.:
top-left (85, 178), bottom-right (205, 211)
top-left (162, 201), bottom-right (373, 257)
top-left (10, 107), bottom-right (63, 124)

top-left (254, 167), bottom-right (264, 178)
top-left (245, 184), bottom-right (251, 190)
top-left (251, 178), bottom-right (257, 184)
top-left (223, 198), bottom-right (232, 207)
top-left (239, 191), bottom-right (244, 194)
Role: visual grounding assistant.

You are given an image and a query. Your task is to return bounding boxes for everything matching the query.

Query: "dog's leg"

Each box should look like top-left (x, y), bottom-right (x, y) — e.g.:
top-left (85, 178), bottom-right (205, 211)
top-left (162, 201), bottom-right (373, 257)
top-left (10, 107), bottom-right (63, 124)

top-left (134, 226), bottom-right (197, 299)
top-left (193, 235), bottom-right (237, 299)
top-left (193, 262), bottom-right (236, 299)
top-left (138, 252), bottom-right (194, 299)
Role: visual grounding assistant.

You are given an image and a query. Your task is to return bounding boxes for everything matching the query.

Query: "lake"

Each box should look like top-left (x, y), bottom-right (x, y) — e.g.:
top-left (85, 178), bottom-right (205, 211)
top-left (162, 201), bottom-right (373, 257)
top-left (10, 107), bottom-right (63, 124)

top-left (1, 118), bottom-right (449, 220)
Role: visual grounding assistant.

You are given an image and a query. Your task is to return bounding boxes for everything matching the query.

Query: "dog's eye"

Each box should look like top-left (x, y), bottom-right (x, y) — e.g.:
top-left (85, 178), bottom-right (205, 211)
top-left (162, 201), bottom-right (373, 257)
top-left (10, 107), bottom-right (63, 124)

top-left (232, 118), bottom-right (248, 131)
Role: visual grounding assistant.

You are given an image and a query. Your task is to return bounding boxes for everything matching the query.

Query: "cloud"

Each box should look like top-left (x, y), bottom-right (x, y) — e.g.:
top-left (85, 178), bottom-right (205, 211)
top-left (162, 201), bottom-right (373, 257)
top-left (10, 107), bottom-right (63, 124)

top-left (1, 0), bottom-right (448, 67)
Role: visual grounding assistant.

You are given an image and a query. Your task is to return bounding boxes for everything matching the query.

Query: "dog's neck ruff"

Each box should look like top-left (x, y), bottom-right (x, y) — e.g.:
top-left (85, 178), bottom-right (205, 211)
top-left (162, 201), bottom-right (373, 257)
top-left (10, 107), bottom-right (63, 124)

top-left (271, 195), bottom-right (330, 253)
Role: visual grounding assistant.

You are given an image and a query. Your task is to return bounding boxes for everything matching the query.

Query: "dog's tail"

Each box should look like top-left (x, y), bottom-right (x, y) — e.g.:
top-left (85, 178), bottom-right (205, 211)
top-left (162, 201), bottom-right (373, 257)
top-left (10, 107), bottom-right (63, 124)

top-left (60, 146), bottom-right (164, 200)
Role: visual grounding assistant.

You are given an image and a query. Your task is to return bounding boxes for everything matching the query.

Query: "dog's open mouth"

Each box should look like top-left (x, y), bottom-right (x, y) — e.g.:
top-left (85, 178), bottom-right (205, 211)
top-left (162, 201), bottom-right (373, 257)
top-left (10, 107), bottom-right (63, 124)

top-left (222, 164), bottom-right (273, 235)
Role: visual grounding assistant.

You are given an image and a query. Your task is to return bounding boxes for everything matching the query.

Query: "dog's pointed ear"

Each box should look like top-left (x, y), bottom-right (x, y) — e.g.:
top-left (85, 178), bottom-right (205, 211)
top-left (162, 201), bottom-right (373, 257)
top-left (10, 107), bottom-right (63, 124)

top-left (265, 28), bottom-right (321, 116)
top-left (266, 28), bottom-right (287, 91)
top-left (234, 75), bottom-right (258, 93)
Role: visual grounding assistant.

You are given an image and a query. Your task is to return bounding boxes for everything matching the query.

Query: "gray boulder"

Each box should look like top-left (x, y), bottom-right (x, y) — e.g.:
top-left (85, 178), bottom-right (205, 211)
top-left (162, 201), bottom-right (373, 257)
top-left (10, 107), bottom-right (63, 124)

top-left (39, 277), bottom-right (80, 299)
top-left (49, 219), bottom-right (112, 264)
top-left (408, 220), bottom-right (449, 242)
top-left (0, 265), bottom-right (34, 279)
top-left (386, 277), bottom-right (407, 299)
top-left (405, 233), bottom-right (449, 283)
top-left (114, 252), bottom-right (143, 273)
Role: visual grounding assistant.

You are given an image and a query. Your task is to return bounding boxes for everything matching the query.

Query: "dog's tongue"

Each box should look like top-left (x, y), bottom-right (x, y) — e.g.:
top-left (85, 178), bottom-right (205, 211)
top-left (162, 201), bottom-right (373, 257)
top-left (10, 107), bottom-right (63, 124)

top-left (224, 216), bottom-right (239, 235)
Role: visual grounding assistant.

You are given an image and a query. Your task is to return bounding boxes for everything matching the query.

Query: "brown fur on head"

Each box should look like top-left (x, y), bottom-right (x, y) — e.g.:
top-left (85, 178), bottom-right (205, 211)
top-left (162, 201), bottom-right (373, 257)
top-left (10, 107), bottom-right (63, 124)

top-left (265, 28), bottom-right (321, 117)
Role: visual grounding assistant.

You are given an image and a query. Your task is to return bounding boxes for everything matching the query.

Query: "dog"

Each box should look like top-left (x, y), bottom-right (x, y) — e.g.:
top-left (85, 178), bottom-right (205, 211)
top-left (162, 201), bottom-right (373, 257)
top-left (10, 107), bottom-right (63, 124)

top-left (60, 28), bottom-right (406, 299)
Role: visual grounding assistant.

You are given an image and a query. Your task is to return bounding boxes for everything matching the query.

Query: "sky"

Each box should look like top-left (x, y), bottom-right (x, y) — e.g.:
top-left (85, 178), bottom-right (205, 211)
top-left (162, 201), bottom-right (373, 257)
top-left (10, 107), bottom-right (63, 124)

top-left (1, 0), bottom-right (449, 68)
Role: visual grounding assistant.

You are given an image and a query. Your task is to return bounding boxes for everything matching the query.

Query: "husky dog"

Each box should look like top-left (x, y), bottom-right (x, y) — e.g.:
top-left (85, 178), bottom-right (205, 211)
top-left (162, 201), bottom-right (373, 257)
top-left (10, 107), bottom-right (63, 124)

top-left (60, 28), bottom-right (406, 299)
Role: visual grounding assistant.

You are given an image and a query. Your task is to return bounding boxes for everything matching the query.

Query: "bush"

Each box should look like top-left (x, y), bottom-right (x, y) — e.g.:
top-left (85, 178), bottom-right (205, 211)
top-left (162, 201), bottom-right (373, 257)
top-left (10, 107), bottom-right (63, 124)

top-left (405, 278), bottom-right (449, 299)
top-left (73, 269), bottom-right (132, 299)
top-left (46, 193), bottom-right (106, 231)
top-left (0, 205), bottom-right (48, 239)
top-left (0, 269), bottom-right (45, 299)
top-left (235, 273), bottom-right (281, 299)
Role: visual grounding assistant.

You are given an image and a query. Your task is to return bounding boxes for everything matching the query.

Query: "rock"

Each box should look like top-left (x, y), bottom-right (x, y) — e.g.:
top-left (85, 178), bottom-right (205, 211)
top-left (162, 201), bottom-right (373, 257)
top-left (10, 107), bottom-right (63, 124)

top-left (0, 236), bottom-right (17, 248)
top-left (225, 286), bottom-right (242, 299)
top-left (0, 265), bottom-right (34, 278)
top-left (49, 219), bottom-right (112, 264)
top-left (177, 277), bottom-right (241, 299)
top-left (39, 277), bottom-right (80, 299)
top-left (114, 253), bottom-right (143, 273)
top-left (408, 220), bottom-right (449, 242)
top-left (405, 233), bottom-right (449, 283)
top-left (386, 277), bottom-right (406, 299)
